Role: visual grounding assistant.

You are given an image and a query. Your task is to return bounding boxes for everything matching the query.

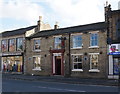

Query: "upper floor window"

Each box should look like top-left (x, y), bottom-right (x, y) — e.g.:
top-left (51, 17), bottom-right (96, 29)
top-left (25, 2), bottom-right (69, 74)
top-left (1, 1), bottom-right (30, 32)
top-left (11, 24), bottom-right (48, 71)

top-left (54, 37), bottom-right (61, 49)
top-left (33, 39), bottom-right (40, 51)
top-left (90, 33), bottom-right (98, 47)
top-left (72, 35), bottom-right (82, 48)
top-left (116, 19), bottom-right (120, 39)
top-left (16, 38), bottom-right (24, 51)
top-left (9, 39), bottom-right (15, 52)
top-left (1, 40), bottom-right (7, 52)
top-left (72, 55), bottom-right (83, 70)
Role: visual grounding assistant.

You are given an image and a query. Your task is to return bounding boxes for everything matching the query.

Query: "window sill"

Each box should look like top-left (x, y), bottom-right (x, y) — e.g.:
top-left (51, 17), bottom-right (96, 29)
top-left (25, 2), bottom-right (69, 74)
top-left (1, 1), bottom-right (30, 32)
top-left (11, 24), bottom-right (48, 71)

top-left (71, 47), bottom-right (82, 49)
top-left (32, 68), bottom-right (41, 71)
top-left (72, 69), bottom-right (83, 72)
top-left (89, 69), bottom-right (100, 72)
top-left (33, 50), bottom-right (41, 52)
top-left (89, 46), bottom-right (99, 48)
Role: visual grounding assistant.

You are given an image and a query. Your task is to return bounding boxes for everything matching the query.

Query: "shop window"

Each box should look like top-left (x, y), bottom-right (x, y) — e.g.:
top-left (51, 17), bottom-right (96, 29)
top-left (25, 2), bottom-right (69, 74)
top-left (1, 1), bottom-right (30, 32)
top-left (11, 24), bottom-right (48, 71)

top-left (33, 39), bottom-right (40, 51)
top-left (54, 37), bottom-right (61, 49)
top-left (33, 56), bottom-right (41, 70)
top-left (1, 40), bottom-right (7, 52)
top-left (16, 38), bottom-right (24, 51)
top-left (89, 54), bottom-right (99, 70)
top-left (9, 39), bottom-right (15, 52)
top-left (2, 56), bottom-right (23, 72)
top-left (72, 55), bottom-right (83, 71)
top-left (113, 58), bottom-right (119, 75)
top-left (72, 35), bottom-right (82, 48)
top-left (90, 33), bottom-right (98, 47)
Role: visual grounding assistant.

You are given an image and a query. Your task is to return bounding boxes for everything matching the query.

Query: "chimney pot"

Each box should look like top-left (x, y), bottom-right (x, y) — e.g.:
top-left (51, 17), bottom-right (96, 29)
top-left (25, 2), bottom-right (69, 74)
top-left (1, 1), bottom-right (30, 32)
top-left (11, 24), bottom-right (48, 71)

top-left (54, 21), bottom-right (59, 29)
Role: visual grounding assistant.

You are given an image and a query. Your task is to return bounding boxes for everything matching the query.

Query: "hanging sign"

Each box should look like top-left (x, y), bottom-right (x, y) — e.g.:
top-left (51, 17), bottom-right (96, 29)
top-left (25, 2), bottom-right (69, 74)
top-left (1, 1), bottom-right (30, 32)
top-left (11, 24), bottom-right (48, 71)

top-left (109, 44), bottom-right (120, 55)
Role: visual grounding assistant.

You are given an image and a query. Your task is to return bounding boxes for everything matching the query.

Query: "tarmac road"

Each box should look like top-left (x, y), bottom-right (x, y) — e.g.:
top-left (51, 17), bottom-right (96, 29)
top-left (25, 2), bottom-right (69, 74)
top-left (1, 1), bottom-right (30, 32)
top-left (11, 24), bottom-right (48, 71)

top-left (2, 78), bottom-right (118, 92)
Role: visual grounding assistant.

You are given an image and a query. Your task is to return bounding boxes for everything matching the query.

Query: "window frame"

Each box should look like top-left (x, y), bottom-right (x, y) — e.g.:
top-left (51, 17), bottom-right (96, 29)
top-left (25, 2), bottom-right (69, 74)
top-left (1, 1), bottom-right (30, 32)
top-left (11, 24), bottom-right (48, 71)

top-left (89, 53), bottom-right (100, 72)
top-left (32, 55), bottom-right (41, 71)
top-left (90, 33), bottom-right (98, 47)
top-left (72, 35), bottom-right (82, 49)
top-left (16, 37), bottom-right (24, 51)
top-left (72, 54), bottom-right (83, 71)
top-left (54, 36), bottom-right (61, 49)
top-left (8, 38), bottom-right (15, 52)
top-left (33, 39), bottom-right (41, 51)
top-left (1, 39), bottom-right (8, 52)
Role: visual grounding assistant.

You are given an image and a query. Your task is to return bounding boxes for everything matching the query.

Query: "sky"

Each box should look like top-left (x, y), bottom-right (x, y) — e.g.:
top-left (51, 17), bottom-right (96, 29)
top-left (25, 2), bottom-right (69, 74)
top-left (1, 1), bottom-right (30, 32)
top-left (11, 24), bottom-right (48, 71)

top-left (0, 0), bottom-right (119, 32)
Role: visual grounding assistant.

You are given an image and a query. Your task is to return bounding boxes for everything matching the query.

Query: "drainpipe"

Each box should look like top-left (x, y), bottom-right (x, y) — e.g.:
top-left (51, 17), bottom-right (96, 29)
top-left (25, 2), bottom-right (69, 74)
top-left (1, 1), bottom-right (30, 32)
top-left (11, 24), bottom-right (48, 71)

top-left (68, 33), bottom-right (71, 77)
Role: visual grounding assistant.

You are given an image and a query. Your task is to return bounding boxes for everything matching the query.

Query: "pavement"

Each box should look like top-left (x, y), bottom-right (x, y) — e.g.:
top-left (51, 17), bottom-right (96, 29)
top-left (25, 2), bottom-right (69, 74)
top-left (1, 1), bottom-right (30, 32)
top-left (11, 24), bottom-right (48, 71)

top-left (2, 73), bottom-right (119, 86)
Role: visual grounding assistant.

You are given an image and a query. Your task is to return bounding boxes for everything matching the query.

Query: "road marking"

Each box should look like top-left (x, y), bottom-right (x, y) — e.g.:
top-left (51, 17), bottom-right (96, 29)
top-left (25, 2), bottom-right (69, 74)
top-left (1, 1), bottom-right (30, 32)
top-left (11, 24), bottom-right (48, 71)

top-left (36, 86), bottom-right (86, 92)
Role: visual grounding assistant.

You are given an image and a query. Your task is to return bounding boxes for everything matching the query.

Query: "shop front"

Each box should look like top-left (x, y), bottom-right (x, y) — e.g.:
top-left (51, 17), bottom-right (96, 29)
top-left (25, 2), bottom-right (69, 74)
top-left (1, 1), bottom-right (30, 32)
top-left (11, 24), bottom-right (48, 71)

top-left (2, 53), bottom-right (23, 73)
top-left (108, 44), bottom-right (120, 79)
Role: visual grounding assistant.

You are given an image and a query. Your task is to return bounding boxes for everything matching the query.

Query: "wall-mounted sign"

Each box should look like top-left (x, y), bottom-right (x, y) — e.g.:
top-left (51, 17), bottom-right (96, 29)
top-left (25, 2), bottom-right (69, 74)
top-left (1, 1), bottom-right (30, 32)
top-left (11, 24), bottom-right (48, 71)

top-left (109, 44), bottom-right (120, 55)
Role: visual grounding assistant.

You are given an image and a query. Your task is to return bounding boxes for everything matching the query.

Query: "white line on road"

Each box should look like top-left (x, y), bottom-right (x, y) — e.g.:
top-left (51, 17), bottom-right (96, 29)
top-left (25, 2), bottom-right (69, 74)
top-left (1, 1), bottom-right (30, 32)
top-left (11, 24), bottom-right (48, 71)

top-left (36, 86), bottom-right (86, 92)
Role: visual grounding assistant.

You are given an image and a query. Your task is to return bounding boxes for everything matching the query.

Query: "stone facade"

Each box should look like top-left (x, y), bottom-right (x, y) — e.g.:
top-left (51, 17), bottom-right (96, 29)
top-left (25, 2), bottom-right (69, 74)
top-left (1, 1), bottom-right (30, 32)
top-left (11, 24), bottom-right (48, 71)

top-left (25, 23), bottom-right (108, 78)
top-left (0, 17), bottom-right (51, 74)
top-left (105, 4), bottom-right (120, 79)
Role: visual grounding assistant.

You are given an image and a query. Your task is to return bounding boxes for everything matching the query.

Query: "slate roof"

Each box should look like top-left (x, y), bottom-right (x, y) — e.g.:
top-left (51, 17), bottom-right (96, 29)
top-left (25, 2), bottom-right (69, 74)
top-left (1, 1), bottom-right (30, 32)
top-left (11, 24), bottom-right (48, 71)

top-left (111, 9), bottom-right (120, 14)
top-left (29, 22), bottom-right (107, 39)
top-left (1, 25), bottom-right (37, 37)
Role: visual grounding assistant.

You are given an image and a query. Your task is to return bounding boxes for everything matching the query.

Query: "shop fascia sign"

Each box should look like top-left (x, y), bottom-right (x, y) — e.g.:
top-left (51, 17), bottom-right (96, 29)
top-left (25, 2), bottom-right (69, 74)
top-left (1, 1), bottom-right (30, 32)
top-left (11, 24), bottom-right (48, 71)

top-left (109, 44), bottom-right (120, 55)
top-left (2, 52), bottom-right (22, 56)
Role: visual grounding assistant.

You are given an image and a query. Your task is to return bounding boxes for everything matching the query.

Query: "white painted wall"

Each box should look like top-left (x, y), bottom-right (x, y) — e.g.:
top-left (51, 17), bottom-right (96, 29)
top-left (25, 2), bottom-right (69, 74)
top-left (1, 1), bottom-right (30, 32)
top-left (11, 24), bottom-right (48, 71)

top-left (109, 55), bottom-right (113, 75)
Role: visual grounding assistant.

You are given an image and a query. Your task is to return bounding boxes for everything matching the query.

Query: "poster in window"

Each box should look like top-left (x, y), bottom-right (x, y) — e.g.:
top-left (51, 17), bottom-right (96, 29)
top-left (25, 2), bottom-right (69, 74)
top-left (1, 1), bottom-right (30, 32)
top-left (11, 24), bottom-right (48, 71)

top-left (17, 38), bottom-right (23, 51)
top-left (113, 58), bottom-right (119, 75)
top-left (9, 39), bottom-right (15, 51)
top-left (34, 40), bottom-right (40, 50)
top-left (2, 40), bottom-right (7, 52)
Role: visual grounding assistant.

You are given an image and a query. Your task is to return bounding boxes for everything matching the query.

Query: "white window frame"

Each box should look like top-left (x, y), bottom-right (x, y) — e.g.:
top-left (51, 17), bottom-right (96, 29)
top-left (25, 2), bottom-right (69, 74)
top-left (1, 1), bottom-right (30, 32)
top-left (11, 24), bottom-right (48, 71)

top-left (54, 36), bottom-right (61, 49)
top-left (72, 34), bottom-right (82, 49)
top-left (89, 53), bottom-right (100, 72)
top-left (16, 37), bottom-right (24, 51)
top-left (33, 38), bottom-right (41, 51)
top-left (32, 55), bottom-right (41, 71)
top-left (71, 54), bottom-right (83, 72)
top-left (89, 32), bottom-right (99, 48)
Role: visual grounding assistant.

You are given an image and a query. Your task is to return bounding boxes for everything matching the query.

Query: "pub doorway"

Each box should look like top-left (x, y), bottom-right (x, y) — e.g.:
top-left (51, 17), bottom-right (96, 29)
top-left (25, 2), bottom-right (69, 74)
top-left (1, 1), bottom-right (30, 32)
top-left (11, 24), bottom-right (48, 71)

top-left (55, 56), bottom-right (61, 75)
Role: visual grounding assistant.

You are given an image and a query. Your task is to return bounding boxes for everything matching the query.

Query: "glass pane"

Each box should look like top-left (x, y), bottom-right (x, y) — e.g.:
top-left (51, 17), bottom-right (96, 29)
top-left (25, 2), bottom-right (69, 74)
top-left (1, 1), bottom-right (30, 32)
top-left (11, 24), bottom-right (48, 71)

top-left (74, 63), bottom-right (78, 69)
top-left (78, 63), bottom-right (82, 69)
top-left (34, 40), bottom-right (40, 50)
top-left (33, 57), bottom-right (41, 68)
top-left (78, 56), bottom-right (82, 62)
top-left (17, 38), bottom-right (23, 51)
top-left (54, 37), bottom-right (61, 49)
top-left (73, 35), bottom-right (82, 48)
top-left (91, 54), bottom-right (98, 69)
top-left (2, 40), bottom-right (7, 52)
top-left (9, 39), bottom-right (15, 52)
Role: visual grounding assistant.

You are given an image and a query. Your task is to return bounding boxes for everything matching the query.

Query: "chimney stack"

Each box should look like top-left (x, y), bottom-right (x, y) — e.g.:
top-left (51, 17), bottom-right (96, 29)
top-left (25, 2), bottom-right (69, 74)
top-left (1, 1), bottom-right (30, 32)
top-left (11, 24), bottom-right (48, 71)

top-left (54, 22), bottom-right (59, 29)
top-left (104, 1), bottom-right (111, 22)
top-left (37, 16), bottom-right (42, 31)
